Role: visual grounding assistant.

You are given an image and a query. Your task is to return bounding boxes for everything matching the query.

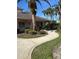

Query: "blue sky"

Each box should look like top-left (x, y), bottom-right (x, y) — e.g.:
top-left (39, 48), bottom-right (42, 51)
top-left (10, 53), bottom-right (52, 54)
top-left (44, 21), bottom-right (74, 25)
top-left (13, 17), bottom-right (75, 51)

top-left (17, 0), bottom-right (59, 20)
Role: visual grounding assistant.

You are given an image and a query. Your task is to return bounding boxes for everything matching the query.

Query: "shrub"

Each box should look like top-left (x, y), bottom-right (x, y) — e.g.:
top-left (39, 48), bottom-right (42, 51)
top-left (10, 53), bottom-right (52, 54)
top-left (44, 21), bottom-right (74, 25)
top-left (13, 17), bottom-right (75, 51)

top-left (42, 24), bottom-right (49, 30)
top-left (29, 30), bottom-right (37, 35)
top-left (25, 29), bottom-right (38, 35)
top-left (25, 29), bottom-right (31, 34)
top-left (56, 23), bottom-right (61, 31)
top-left (39, 30), bottom-right (48, 34)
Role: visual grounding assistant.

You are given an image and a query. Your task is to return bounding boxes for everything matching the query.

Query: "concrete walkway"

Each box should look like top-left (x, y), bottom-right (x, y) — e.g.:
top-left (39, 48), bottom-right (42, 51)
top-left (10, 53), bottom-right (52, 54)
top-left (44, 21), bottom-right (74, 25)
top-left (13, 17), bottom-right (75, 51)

top-left (52, 46), bottom-right (61, 59)
top-left (17, 30), bottom-right (59, 59)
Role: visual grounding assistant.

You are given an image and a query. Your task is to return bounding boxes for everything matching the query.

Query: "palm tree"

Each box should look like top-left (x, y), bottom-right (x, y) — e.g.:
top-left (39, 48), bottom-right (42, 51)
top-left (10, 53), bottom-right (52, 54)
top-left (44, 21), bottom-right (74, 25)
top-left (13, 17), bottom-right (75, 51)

top-left (18, 0), bottom-right (51, 30)
top-left (54, 0), bottom-right (61, 20)
top-left (42, 7), bottom-right (54, 21)
top-left (54, 0), bottom-right (61, 31)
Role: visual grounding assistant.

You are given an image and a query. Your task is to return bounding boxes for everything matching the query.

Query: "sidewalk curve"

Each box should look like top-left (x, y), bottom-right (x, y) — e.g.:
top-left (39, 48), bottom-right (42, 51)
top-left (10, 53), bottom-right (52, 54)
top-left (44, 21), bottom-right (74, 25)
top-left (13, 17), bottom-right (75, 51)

top-left (17, 30), bottom-right (59, 59)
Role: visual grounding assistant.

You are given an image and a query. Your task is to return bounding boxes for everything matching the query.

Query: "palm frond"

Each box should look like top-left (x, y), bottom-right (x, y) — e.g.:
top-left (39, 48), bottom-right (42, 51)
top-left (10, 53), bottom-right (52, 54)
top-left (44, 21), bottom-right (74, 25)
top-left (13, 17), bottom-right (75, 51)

top-left (43, 0), bottom-right (51, 7)
top-left (36, 0), bottom-right (44, 10)
top-left (17, 0), bottom-right (20, 2)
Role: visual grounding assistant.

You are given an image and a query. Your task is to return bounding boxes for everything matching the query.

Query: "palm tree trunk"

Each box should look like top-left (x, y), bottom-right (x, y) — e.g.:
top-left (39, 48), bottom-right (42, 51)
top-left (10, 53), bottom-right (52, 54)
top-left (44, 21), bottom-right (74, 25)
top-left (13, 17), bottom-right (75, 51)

top-left (32, 14), bottom-right (36, 30)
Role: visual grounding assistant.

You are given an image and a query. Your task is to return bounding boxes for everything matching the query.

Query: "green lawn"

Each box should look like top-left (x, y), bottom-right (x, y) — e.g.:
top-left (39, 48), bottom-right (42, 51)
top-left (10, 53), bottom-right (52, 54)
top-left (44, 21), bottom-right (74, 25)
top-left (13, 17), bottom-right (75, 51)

top-left (31, 32), bottom-right (61, 59)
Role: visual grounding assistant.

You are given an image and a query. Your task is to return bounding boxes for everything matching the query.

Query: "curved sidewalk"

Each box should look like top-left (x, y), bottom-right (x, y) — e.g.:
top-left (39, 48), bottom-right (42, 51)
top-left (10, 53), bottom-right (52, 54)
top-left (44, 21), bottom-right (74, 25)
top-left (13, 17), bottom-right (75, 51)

top-left (17, 30), bottom-right (59, 59)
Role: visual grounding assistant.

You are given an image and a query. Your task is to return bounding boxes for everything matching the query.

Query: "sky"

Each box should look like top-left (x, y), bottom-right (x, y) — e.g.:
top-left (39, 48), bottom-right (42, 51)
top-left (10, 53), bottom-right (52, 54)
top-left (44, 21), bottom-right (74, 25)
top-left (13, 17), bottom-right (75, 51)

top-left (17, 0), bottom-right (59, 20)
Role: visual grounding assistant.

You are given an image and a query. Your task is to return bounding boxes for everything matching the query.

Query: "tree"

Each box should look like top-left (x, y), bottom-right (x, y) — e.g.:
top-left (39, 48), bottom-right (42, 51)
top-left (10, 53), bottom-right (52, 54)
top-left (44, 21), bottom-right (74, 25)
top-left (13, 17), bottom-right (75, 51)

top-left (18, 0), bottom-right (51, 30)
top-left (54, 0), bottom-right (61, 31)
top-left (54, 0), bottom-right (61, 20)
top-left (42, 7), bottom-right (55, 21)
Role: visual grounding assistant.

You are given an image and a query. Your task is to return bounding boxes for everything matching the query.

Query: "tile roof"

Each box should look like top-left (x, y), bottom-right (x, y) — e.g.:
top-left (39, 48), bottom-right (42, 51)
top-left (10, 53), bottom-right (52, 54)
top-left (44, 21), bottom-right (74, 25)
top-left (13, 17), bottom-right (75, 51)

top-left (17, 9), bottom-right (50, 22)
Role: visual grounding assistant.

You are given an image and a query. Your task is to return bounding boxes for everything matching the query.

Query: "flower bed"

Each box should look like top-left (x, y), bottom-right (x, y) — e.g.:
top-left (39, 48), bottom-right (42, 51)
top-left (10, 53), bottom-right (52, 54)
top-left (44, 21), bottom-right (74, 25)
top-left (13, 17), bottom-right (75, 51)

top-left (17, 29), bottom-right (48, 39)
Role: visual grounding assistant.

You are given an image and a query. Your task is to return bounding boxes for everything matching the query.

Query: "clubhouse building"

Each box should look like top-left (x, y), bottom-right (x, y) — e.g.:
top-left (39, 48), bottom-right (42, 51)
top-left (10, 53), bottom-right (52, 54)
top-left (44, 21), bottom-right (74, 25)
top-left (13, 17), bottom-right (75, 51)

top-left (17, 8), bottom-right (50, 33)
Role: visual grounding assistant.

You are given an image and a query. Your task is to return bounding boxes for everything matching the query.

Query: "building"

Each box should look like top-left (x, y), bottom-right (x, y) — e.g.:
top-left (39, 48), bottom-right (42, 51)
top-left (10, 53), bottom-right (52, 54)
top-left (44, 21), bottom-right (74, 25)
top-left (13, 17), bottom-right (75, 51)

top-left (17, 8), bottom-right (50, 33)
